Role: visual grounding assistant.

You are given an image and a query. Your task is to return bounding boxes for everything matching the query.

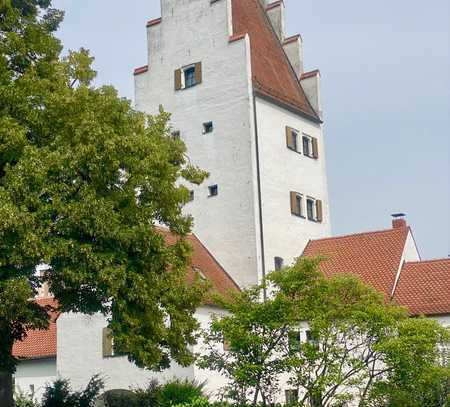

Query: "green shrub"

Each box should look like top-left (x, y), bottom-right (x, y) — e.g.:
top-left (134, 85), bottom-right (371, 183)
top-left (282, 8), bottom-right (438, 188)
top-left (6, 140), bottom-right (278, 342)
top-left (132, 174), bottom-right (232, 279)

top-left (14, 390), bottom-right (38, 407)
top-left (134, 380), bottom-right (162, 407)
top-left (160, 379), bottom-right (206, 407)
top-left (173, 396), bottom-right (212, 407)
top-left (41, 374), bottom-right (104, 407)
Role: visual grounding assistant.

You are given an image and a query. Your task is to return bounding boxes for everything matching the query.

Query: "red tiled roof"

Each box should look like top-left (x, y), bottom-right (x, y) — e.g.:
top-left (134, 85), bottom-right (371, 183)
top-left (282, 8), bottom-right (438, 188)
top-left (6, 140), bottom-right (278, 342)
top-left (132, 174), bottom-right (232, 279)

top-left (232, 0), bottom-right (319, 121)
top-left (393, 259), bottom-right (450, 316)
top-left (12, 298), bottom-right (59, 360)
top-left (302, 227), bottom-right (410, 298)
top-left (160, 230), bottom-right (240, 300)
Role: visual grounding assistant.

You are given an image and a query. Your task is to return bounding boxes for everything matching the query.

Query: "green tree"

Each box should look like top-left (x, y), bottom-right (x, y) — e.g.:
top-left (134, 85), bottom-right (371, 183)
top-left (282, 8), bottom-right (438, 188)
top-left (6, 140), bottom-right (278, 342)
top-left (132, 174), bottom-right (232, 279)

top-left (199, 258), bottom-right (449, 406)
top-left (0, 0), bottom-right (208, 404)
top-left (198, 258), bottom-right (324, 405)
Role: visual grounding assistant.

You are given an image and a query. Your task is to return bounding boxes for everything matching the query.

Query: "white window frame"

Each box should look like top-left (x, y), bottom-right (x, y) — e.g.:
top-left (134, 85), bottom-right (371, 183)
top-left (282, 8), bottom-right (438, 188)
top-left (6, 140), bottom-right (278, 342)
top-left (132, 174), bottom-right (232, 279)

top-left (302, 133), bottom-right (313, 157)
top-left (306, 196), bottom-right (317, 221)
top-left (181, 63), bottom-right (196, 89)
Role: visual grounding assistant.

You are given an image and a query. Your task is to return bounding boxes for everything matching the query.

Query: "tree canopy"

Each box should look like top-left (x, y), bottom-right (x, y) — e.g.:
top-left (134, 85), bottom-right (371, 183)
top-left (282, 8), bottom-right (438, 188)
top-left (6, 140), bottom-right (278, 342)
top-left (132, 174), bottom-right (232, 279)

top-left (199, 258), bottom-right (450, 406)
top-left (0, 2), bottom-right (208, 402)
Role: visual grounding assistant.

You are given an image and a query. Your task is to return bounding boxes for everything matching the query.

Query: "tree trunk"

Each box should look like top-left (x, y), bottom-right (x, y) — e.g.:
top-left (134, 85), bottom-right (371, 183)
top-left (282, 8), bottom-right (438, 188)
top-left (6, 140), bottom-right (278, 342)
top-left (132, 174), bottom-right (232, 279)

top-left (0, 371), bottom-right (14, 407)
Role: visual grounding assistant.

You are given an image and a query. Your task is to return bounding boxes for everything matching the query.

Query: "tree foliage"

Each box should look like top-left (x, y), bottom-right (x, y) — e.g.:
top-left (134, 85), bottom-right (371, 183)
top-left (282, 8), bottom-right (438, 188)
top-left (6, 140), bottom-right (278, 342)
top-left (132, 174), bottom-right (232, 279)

top-left (0, 0), bottom-right (208, 391)
top-left (199, 258), bottom-right (450, 406)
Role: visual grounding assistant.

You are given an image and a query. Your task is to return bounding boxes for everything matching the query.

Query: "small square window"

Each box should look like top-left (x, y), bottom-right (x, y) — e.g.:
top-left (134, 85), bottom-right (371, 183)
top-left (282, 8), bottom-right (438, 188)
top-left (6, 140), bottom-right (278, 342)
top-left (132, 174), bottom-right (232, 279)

top-left (171, 130), bottom-right (181, 140)
top-left (184, 66), bottom-right (196, 88)
top-left (203, 121), bottom-right (214, 134)
top-left (274, 256), bottom-right (284, 271)
top-left (307, 198), bottom-right (315, 221)
top-left (208, 185), bottom-right (218, 197)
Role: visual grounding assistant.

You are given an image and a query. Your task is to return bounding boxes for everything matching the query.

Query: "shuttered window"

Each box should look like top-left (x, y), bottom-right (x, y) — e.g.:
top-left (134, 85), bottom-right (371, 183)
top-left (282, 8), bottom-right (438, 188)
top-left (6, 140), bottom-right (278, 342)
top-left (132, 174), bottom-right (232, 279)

top-left (102, 327), bottom-right (113, 358)
top-left (302, 134), bottom-right (319, 159)
top-left (286, 127), bottom-right (298, 152)
top-left (312, 137), bottom-right (319, 159)
top-left (290, 192), bottom-right (303, 217)
top-left (316, 199), bottom-right (323, 223)
top-left (175, 62), bottom-right (202, 90)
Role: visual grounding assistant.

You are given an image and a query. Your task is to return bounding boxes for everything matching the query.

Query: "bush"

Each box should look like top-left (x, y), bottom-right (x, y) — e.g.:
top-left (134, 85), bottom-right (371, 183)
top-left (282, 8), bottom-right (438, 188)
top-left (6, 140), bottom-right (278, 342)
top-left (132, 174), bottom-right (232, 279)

top-left (14, 390), bottom-right (38, 407)
top-left (173, 396), bottom-right (212, 407)
top-left (160, 379), bottom-right (206, 407)
top-left (133, 379), bottom-right (206, 407)
top-left (41, 374), bottom-right (104, 407)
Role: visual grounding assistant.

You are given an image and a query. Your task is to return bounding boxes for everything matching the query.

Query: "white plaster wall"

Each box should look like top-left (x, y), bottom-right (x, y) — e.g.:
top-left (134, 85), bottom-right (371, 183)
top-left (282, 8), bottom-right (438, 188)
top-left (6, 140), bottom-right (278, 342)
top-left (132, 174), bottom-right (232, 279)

top-left (57, 306), bottom-right (227, 394)
top-left (432, 314), bottom-right (450, 327)
top-left (135, 0), bottom-right (261, 288)
top-left (14, 358), bottom-right (56, 402)
top-left (255, 97), bottom-right (331, 273)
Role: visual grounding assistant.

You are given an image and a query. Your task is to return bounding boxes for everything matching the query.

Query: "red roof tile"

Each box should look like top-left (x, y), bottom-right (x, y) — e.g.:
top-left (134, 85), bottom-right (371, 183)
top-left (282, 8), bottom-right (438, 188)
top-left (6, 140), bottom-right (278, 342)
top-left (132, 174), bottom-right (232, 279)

top-left (393, 259), bottom-right (450, 316)
top-left (160, 230), bottom-right (240, 300)
top-left (12, 298), bottom-right (59, 360)
top-left (232, 0), bottom-right (319, 121)
top-left (302, 227), bottom-right (410, 297)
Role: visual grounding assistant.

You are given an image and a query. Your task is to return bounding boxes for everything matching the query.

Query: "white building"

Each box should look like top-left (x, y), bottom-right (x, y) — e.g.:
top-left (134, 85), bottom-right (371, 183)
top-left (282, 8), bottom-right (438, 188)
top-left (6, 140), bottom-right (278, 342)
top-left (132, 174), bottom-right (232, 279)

top-left (134, 0), bottom-right (331, 288)
top-left (13, 233), bottom-right (238, 401)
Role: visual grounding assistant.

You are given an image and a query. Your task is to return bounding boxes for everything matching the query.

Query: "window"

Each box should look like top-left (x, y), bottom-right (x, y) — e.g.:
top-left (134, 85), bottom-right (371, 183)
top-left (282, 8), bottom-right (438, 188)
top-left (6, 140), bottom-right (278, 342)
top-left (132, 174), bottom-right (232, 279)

top-left (307, 198), bottom-right (315, 221)
top-left (290, 192), bottom-right (304, 217)
top-left (274, 256), bottom-right (284, 271)
top-left (302, 134), bottom-right (319, 159)
top-left (208, 185), bottom-right (218, 197)
top-left (174, 62), bottom-right (202, 90)
top-left (286, 127), bottom-right (299, 152)
top-left (288, 331), bottom-right (301, 354)
top-left (303, 135), bottom-right (311, 157)
top-left (171, 130), bottom-right (181, 140)
top-left (203, 121), bottom-right (214, 134)
top-left (189, 190), bottom-right (195, 202)
top-left (184, 66), bottom-right (196, 88)
top-left (285, 389), bottom-right (299, 404)
top-left (306, 198), bottom-right (323, 222)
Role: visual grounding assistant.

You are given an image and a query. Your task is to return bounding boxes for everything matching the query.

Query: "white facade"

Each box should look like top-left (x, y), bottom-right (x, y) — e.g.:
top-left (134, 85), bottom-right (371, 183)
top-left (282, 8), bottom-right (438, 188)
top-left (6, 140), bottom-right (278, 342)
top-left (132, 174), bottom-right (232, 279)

top-left (14, 358), bottom-right (56, 402)
top-left (135, 0), bottom-right (331, 287)
top-left (56, 306), bottom-right (227, 397)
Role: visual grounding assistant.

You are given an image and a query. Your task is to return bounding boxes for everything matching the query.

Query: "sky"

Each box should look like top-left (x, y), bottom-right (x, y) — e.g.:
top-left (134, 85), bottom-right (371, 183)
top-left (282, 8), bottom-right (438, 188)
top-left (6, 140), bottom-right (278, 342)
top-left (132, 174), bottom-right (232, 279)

top-left (52, 0), bottom-right (450, 259)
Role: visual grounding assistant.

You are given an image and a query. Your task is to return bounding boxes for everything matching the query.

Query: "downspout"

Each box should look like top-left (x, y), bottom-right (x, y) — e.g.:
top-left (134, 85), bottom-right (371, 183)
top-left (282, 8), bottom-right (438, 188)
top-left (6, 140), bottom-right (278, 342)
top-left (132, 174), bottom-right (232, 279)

top-left (252, 92), bottom-right (267, 300)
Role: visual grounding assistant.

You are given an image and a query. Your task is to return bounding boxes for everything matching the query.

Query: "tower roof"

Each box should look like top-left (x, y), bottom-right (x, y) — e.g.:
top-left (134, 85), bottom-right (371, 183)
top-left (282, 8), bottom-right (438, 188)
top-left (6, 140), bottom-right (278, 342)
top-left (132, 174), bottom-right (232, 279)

top-left (232, 0), bottom-right (320, 121)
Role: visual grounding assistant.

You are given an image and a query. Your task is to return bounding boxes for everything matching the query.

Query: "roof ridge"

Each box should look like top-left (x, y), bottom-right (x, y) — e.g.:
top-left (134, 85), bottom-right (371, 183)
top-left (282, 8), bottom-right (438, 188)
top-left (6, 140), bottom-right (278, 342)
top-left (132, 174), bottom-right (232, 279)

top-left (404, 258), bottom-right (450, 265)
top-left (254, 0), bottom-right (320, 121)
top-left (307, 226), bottom-right (409, 244)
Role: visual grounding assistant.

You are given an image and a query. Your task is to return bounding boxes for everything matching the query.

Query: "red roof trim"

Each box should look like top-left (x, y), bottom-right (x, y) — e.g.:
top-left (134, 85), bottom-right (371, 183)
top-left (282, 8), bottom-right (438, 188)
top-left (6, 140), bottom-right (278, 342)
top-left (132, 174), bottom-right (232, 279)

top-left (134, 65), bottom-right (149, 76)
top-left (301, 69), bottom-right (320, 80)
top-left (229, 33), bottom-right (246, 43)
top-left (283, 34), bottom-right (301, 45)
top-left (266, 0), bottom-right (284, 11)
top-left (146, 17), bottom-right (162, 27)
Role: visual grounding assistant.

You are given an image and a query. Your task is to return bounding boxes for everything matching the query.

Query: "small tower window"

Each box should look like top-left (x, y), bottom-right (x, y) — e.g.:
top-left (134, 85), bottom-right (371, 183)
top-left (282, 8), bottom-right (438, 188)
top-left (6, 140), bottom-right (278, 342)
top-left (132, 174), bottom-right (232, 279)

top-left (184, 66), bottom-right (196, 88)
top-left (290, 192), bottom-right (304, 217)
top-left (171, 130), bottom-right (181, 140)
top-left (189, 190), bottom-right (195, 202)
top-left (203, 121), bottom-right (214, 134)
top-left (302, 135), bottom-right (311, 157)
top-left (208, 185), bottom-right (218, 197)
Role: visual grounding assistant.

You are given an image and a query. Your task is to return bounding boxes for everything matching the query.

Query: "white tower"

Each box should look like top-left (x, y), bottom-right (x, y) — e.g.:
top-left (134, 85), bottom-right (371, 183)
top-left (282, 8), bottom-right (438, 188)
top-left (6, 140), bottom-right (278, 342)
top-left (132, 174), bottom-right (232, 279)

top-left (134, 0), bottom-right (331, 288)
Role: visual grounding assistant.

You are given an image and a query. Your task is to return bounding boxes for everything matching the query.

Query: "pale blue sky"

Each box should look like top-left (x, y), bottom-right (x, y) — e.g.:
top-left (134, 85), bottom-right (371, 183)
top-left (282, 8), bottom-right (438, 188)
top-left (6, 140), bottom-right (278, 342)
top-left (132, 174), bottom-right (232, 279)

top-left (52, 0), bottom-right (449, 259)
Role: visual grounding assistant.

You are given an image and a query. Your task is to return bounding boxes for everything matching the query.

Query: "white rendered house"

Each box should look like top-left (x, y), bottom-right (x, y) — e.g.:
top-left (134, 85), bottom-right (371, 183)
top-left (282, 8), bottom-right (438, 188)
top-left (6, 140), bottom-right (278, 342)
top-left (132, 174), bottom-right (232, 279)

top-left (134, 0), bottom-right (331, 288)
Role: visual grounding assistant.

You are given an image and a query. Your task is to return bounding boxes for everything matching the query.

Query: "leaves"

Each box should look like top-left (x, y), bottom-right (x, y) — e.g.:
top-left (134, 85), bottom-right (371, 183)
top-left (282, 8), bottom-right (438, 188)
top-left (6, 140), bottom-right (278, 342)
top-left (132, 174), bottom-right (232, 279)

top-left (1, 0), bottom-right (208, 377)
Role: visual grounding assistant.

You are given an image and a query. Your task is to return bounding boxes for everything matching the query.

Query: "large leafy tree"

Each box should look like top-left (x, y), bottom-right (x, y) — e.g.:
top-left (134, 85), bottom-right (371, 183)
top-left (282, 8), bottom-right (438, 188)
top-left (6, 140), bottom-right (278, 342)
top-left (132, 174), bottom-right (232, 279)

top-left (199, 259), bottom-right (449, 406)
top-left (0, 0), bottom-right (208, 404)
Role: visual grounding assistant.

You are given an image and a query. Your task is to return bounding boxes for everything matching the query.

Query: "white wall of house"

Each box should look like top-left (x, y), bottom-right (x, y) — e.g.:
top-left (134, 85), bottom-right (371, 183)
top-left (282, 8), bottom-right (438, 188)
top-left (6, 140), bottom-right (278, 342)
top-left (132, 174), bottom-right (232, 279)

top-left (255, 97), bottom-right (331, 273)
top-left (56, 305), bottom-right (227, 394)
top-left (135, 0), bottom-right (262, 288)
top-left (134, 0), bottom-right (331, 288)
top-left (14, 358), bottom-right (56, 402)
